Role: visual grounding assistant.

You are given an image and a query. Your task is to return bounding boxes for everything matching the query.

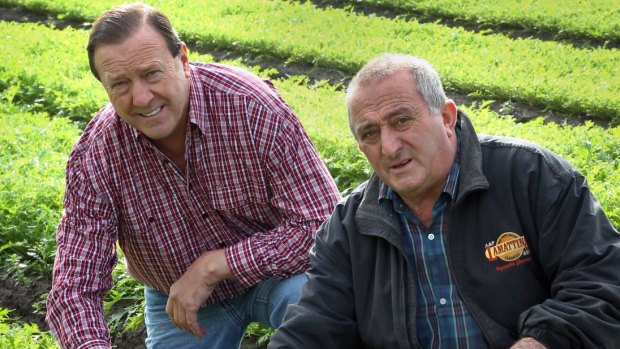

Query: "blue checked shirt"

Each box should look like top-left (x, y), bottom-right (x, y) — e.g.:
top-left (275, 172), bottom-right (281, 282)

top-left (379, 129), bottom-right (488, 348)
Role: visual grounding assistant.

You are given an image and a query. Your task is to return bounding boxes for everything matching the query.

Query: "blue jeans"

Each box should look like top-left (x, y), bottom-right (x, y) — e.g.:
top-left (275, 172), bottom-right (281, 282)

top-left (144, 274), bottom-right (306, 349)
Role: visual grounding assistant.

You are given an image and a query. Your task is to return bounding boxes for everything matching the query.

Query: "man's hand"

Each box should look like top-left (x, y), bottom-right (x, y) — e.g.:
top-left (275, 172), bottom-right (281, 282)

top-left (509, 337), bottom-right (547, 349)
top-left (166, 249), bottom-right (233, 337)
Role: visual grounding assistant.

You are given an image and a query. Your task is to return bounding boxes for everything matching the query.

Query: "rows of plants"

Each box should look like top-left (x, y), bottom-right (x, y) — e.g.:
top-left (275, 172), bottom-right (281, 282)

top-left (1, 0), bottom-right (619, 123)
top-left (1, 1), bottom-right (619, 346)
top-left (3, 19), bottom-right (619, 218)
top-left (2, 17), bottom-right (619, 282)
top-left (346, 0), bottom-right (620, 44)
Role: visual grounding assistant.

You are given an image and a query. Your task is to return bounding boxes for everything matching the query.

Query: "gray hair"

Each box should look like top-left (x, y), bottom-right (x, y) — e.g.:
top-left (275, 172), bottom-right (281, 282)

top-left (345, 54), bottom-right (447, 130)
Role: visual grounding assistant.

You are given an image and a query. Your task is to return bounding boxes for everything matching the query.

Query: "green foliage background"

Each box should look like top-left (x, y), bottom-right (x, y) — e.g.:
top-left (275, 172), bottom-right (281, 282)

top-left (0, 0), bottom-right (618, 345)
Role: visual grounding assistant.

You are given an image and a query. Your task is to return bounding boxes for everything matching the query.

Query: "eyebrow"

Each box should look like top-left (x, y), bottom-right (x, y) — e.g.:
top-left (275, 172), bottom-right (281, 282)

top-left (354, 105), bottom-right (419, 136)
top-left (385, 106), bottom-right (416, 119)
top-left (105, 63), bottom-right (163, 82)
top-left (355, 123), bottom-right (375, 136)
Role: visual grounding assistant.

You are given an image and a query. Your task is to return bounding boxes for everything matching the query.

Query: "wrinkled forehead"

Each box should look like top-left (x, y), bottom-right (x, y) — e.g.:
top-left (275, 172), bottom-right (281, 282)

top-left (94, 25), bottom-right (168, 78)
top-left (351, 72), bottom-right (420, 108)
top-left (349, 69), bottom-right (415, 100)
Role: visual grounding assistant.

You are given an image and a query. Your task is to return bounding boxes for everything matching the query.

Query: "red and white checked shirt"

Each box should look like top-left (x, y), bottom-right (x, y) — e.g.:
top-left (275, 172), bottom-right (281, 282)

top-left (46, 63), bottom-right (341, 349)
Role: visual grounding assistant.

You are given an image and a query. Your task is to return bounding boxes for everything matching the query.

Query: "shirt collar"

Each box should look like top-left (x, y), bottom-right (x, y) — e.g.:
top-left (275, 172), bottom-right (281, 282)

top-left (187, 64), bottom-right (208, 134)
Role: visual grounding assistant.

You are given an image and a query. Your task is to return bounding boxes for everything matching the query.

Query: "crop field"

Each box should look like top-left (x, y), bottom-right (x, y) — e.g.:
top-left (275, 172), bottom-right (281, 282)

top-left (0, 0), bottom-right (618, 347)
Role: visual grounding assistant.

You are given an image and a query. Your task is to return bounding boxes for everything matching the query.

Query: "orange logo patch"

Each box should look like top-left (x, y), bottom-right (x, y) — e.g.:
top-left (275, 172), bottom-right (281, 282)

top-left (485, 232), bottom-right (532, 272)
top-left (485, 232), bottom-right (528, 262)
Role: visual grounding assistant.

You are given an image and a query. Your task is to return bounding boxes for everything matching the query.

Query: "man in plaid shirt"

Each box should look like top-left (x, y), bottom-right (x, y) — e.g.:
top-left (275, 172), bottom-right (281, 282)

top-left (45, 3), bottom-right (340, 349)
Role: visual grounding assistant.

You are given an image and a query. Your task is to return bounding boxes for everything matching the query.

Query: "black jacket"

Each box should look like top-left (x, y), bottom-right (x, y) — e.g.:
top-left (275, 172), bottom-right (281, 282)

top-left (269, 112), bottom-right (620, 349)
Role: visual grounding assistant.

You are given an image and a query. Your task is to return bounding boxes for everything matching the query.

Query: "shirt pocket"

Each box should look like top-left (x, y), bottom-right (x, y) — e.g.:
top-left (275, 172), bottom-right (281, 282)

top-left (206, 173), bottom-right (270, 210)
top-left (208, 184), bottom-right (251, 210)
top-left (206, 180), bottom-right (275, 234)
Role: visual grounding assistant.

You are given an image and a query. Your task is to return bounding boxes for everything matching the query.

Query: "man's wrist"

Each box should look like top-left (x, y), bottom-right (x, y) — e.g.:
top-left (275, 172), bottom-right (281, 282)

top-left (200, 248), bottom-right (233, 286)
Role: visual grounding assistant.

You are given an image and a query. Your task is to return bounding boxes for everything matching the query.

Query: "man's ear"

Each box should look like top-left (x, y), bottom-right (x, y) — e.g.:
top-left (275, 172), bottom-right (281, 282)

top-left (441, 99), bottom-right (458, 138)
top-left (179, 42), bottom-right (190, 76)
top-left (442, 99), bottom-right (458, 128)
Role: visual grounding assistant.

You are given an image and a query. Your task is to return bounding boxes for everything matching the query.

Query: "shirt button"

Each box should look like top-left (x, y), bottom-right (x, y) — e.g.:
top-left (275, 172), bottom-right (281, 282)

top-left (439, 298), bottom-right (447, 305)
top-left (428, 233), bottom-right (435, 240)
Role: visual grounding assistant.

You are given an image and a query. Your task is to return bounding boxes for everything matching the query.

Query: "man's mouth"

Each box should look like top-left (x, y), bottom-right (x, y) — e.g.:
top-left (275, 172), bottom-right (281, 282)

top-left (391, 159), bottom-right (411, 169)
top-left (140, 107), bottom-right (162, 117)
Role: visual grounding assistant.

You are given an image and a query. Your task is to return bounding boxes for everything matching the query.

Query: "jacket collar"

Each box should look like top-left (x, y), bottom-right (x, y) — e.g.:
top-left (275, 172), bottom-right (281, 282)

top-left (454, 110), bottom-right (489, 206)
top-left (355, 173), bottom-right (404, 247)
top-left (354, 110), bottom-right (489, 243)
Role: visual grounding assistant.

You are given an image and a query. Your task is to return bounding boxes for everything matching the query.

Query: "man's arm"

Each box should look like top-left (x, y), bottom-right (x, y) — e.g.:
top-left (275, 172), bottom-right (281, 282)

top-left (46, 161), bottom-right (118, 349)
top-left (166, 249), bottom-right (232, 337)
top-left (518, 170), bottom-right (620, 348)
top-left (224, 102), bottom-right (341, 289)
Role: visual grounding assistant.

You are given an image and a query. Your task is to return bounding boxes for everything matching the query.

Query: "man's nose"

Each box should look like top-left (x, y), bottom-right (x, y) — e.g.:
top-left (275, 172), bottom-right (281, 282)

top-left (380, 127), bottom-right (402, 158)
top-left (131, 80), bottom-right (154, 108)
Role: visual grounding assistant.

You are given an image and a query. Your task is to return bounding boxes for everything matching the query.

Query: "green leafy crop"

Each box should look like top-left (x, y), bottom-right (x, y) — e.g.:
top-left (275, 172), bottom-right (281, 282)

top-left (1, 0), bottom-right (619, 122)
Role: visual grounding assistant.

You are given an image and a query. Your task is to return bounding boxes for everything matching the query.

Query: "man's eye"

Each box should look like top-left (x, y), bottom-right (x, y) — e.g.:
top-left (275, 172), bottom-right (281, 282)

top-left (394, 117), bottom-right (413, 130)
top-left (360, 130), bottom-right (379, 142)
top-left (146, 71), bottom-right (162, 80)
top-left (111, 81), bottom-right (126, 90)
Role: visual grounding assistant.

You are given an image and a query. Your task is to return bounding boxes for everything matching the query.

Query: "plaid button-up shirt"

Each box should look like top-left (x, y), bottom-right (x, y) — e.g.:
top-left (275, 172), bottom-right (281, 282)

top-left (46, 63), bottom-right (340, 349)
